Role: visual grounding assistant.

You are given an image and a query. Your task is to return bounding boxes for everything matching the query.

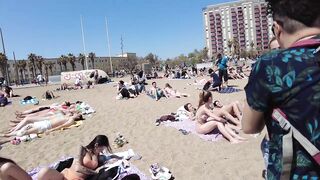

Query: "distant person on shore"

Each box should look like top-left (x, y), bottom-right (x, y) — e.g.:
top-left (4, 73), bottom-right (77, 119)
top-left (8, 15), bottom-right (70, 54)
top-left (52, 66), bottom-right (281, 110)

top-left (163, 83), bottom-right (189, 98)
top-left (148, 82), bottom-right (168, 101)
top-left (215, 54), bottom-right (229, 87)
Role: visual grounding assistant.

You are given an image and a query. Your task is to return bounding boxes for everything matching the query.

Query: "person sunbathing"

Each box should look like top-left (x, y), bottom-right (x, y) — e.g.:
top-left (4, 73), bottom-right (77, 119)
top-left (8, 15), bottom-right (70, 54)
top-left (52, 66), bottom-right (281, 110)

top-left (148, 82), bottom-right (168, 101)
top-left (176, 103), bottom-right (196, 121)
top-left (2, 111), bottom-right (83, 137)
top-left (37, 135), bottom-right (112, 180)
top-left (195, 91), bottom-right (245, 143)
top-left (2, 86), bottom-right (14, 98)
top-left (213, 100), bottom-right (242, 123)
top-left (163, 83), bottom-right (189, 98)
top-left (14, 102), bottom-right (76, 121)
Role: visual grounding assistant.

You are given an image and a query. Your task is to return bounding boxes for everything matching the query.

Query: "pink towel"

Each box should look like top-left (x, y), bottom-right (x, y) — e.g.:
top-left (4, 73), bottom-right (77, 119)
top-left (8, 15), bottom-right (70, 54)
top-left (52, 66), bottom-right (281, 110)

top-left (162, 120), bottom-right (222, 141)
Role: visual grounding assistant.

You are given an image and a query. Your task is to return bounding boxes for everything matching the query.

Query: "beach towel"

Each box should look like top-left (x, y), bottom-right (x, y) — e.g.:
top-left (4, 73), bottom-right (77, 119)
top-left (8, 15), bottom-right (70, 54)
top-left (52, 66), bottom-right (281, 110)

top-left (27, 156), bottom-right (150, 180)
top-left (76, 102), bottom-right (96, 115)
top-left (162, 120), bottom-right (222, 142)
top-left (60, 120), bottom-right (83, 130)
top-left (20, 97), bottom-right (39, 105)
top-left (219, 87), bottom-right (241, 94)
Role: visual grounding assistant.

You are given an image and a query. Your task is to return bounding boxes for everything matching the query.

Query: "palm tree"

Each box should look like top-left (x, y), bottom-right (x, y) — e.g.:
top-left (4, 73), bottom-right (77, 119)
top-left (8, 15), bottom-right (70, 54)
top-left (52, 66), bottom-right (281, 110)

top-left (47, 62), bottom-right (54, 75)
top-left (27, 61), bottom-right (35, 81)
top-left (43, 62), bottom-right (49, 84)
top-left (18, 60), bottom-right (27, 82)
top-left (28, 53), bottom-right (37, 77)
top-left (59, 55), bottom-right (68, 71)
top-left (67, 53), bottom-right (76, 71)
top-left (231, 38), bottom-right (240, 57)
top-left (0, 53), bottom-right (7, 80)
top-left (57, 57), bottom-right (63, 72)
top-left (36, 56), bottom-right (44, 75)
top-left (88, 52), bottom-right (95, 69)
top-left (78, 53), bottom-right (86, 70)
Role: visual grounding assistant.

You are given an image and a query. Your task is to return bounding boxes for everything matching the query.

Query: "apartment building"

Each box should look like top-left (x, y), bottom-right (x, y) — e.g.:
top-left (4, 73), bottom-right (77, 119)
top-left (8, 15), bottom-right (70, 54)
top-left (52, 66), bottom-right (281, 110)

top-left (203, 0), bottom-right (273, 58)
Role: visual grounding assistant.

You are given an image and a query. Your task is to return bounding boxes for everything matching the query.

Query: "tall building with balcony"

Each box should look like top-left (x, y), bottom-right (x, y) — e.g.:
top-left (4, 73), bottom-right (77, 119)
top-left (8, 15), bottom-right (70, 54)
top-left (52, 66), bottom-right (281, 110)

top-left (203, 0), bottom-right (273, 59)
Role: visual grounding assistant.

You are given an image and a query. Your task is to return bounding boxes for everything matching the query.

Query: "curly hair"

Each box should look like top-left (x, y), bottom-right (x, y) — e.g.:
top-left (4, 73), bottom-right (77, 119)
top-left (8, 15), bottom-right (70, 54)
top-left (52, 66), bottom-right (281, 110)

top-left (266, 0), bottom-right (320, 33)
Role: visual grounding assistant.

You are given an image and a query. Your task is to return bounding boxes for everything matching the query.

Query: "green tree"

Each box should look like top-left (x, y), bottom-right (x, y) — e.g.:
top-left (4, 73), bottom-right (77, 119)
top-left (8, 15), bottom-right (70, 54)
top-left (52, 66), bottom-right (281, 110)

top-left (67, 53), bottom-right (76, 71)
top-left (88, 52), bottom-right (95, 69)
top-left (145, 53), bottom-right (156, 66)
top-left (18, 60), bottom-right (27, 82)
top-left (0, 53), bottom-right (8, 82)
top-left (78, 53), bottom-right (86, 70)
top-left (36, 56), bottom-right (44, 75)
top-left (59, 55), bottom-right (68, 71)
top-left (28, 53), bottom-right (37, 77)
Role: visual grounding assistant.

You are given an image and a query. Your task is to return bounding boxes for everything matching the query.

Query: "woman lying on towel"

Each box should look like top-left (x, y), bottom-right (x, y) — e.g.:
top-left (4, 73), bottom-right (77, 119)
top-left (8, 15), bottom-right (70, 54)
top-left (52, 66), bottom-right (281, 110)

top-left (14, 101), bottom-right (77, 120)
top-left (2, 111), bottom-right (83, 138)
top-left (163, 83), bottom-right (189, 98)
top-left (213, 100), bottom-right (242, 122)
top-left (37, 135), bottom-right (113, 180)
top-left (196, 91), bottom-right (246, 144)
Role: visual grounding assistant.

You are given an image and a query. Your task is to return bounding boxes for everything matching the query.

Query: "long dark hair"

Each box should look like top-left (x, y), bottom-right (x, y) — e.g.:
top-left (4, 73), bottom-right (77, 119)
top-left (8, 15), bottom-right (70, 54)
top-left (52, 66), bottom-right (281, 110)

top-left (86, 135), bottom-right (112, 153)
top-left (184, 103), bottom-right (191, 112)
top-left (164, 83), bottom-right (172, 88)
top-left (198, 91), bottom-right (212, 108)
top-left (0, 157), bottom-right (15, 164)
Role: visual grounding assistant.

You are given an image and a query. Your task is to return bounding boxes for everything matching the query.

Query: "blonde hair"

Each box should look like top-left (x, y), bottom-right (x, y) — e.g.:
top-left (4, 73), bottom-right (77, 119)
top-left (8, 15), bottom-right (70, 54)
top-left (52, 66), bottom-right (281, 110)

top-left (198, 91), bottom-right (212, 108)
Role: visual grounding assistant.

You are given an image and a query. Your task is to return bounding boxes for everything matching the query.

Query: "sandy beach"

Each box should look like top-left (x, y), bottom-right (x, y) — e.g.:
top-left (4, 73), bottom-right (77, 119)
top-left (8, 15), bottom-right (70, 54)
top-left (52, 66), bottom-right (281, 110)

top-left (0, 78), bottom-right (265, 180)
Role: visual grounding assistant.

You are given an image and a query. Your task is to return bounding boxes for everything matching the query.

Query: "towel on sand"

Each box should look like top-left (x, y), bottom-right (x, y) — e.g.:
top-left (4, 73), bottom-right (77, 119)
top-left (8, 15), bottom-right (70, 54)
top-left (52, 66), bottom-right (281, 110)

top-left (20, 98), bottom-right (39, 105)
top-left (27, 156), bottom-right (150, 180)
top-left (162, 120), bottom-right (222, 142)
top-left (219, 87), bottom-right (241, 94)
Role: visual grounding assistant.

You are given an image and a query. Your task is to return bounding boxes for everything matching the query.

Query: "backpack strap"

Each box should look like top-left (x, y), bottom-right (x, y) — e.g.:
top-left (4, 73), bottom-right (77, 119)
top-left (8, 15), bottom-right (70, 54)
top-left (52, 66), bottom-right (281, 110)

top-left (272, 109), bottom-right (320, 179)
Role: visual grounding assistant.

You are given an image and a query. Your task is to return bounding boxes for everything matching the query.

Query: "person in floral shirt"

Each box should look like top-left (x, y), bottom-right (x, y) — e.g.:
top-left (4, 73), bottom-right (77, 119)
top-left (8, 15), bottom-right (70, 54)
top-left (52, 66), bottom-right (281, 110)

top-left (242, 0), bottom-right (320, 179)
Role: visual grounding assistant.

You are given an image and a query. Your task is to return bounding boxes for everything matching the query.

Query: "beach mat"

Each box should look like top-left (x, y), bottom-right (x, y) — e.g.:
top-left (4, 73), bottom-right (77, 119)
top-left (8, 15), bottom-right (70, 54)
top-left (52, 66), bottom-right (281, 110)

top-left (219, 87), bottom-right (241, 94)
top-left (20, 98), bottom-right (39, 105)
top-left (27, 156), bottom-right (150, 180)
top-left (162, 120), bottom-right (222, 142)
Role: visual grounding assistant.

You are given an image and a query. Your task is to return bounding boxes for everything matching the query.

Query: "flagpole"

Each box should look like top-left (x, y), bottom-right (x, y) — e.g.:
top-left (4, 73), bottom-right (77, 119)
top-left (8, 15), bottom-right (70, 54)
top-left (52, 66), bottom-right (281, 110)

top-left (105, 17), bottom-right (113, 74)
top-left (80, 15), bottom-right (88, 70)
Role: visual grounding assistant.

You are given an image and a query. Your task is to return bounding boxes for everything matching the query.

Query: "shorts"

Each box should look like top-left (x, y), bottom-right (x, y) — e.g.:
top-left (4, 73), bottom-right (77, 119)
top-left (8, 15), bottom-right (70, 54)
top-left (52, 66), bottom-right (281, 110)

top-left (33, 120), bottom-right (52, 133)
top-left (218, 69), bottom-right (228, 82)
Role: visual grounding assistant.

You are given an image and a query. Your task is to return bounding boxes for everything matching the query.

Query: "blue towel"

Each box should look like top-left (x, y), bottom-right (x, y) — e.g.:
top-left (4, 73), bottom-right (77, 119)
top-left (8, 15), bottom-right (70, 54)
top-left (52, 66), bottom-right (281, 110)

top-left (219, 87), bottom-right (241, 94)
top-left (20, 98), bottom-right (39, 105)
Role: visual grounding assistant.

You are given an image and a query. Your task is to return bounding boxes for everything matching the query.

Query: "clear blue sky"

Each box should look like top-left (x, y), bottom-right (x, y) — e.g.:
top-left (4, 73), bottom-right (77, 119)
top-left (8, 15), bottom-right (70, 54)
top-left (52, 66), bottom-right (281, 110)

top-left (0, 0), bottom-right (232, 60)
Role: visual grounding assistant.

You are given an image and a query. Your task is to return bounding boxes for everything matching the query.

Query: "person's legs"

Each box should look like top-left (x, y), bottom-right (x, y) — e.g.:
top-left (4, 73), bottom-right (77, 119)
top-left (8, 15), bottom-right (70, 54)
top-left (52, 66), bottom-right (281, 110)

top-left (215, 122), bottom-right (241, 143)
top-left (224, 124), bottom-right (246, 141)
top-left (0, 162), bottom-right (32, 180)
top-left (223, 70), bottom-right (228, 86)
top-left (217, 109), bottom-right (240, 126)
top-left (196, 121), bottom-right (218, 134)
top-left (37, 168), bottom-right (64, 180)
top-left (218, 69), bottom-right (223, 85)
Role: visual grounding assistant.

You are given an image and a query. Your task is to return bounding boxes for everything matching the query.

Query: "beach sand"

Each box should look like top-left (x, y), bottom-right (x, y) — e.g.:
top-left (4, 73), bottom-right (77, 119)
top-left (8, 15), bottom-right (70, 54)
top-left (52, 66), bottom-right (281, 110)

top-left (0, 78), bottom-right (265, 180)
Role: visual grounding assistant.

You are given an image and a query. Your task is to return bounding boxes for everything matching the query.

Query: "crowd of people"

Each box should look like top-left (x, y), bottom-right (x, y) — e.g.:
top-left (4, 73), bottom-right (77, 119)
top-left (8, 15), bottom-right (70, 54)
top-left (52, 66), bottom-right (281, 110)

top-left (1, 0), bottom-right (320, 179)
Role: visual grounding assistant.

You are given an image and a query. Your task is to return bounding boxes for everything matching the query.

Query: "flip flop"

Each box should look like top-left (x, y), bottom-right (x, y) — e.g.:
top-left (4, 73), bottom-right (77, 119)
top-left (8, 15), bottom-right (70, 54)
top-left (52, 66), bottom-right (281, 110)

top-left (179, 129), bottom-right (190, 135)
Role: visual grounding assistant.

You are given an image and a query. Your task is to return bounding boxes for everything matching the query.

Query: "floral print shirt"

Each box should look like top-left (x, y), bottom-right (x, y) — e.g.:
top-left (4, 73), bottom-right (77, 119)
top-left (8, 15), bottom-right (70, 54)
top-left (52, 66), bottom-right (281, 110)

top-left (245, 35), bottom-right (320, 180)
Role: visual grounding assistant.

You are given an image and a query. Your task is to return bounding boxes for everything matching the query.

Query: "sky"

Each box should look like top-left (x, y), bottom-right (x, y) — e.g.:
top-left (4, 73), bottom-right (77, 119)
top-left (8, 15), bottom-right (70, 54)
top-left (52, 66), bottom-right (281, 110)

top-left (0, 0), bottom-right (233, 60)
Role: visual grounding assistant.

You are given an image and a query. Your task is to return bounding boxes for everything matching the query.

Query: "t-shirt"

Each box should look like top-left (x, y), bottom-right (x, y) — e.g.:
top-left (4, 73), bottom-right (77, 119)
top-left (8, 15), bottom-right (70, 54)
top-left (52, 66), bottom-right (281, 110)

top-left (210, 72), bottom-right (221, 84)
top-left (245, 35), bottom-right (320, 179)
top-left (217, 56), bottom-right (228, 70)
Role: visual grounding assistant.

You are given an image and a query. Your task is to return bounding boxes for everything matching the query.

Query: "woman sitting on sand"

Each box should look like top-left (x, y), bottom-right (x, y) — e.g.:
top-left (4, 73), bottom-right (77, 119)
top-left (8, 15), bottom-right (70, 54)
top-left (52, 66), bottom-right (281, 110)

top-left (37, 135), bottom-right (112, 180)
top-left (42, 90), bottom-right (56, 100)
top-left (163, 83), bottom-right (189, 98)
top-left (196, 91), bottom-right (245, 143)
top-left (2, 111), bottom-right (83, 138)
top-left (148, 82), bottom-right (168, 101)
